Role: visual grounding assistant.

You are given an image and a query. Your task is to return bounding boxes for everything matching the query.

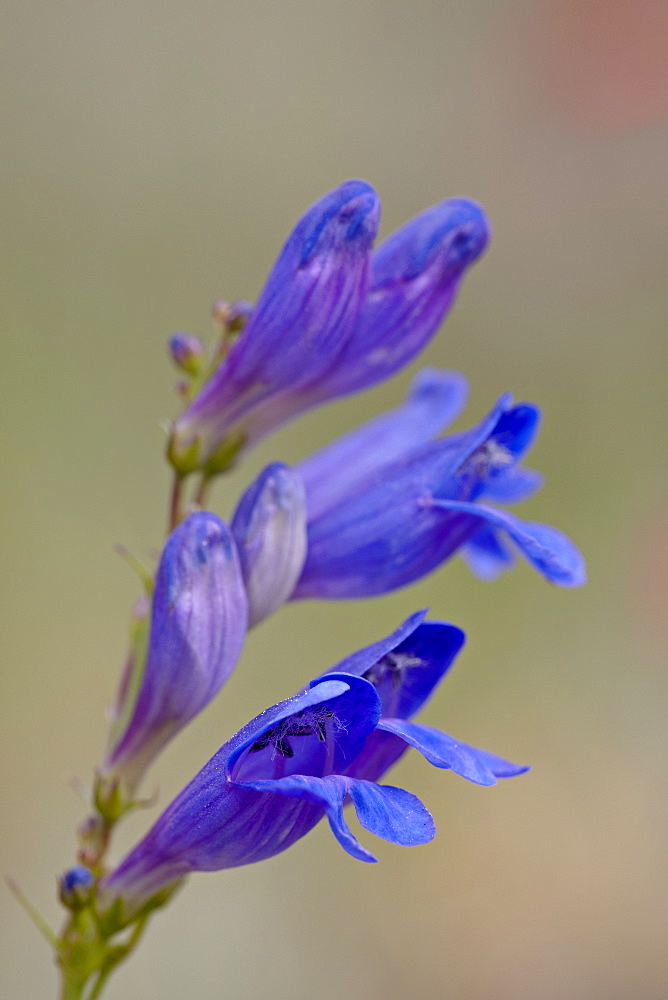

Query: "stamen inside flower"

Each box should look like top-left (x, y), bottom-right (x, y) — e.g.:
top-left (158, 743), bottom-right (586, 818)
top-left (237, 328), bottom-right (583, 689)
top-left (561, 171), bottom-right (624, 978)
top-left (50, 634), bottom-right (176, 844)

top-left (364, 652), bottom-right (423, 689)
top-left (234, 708), bottom-right (347, 781)
top-left (454, 440), bottom-right (513, 499)
top-left (363, 652), bottom-right (424, 717)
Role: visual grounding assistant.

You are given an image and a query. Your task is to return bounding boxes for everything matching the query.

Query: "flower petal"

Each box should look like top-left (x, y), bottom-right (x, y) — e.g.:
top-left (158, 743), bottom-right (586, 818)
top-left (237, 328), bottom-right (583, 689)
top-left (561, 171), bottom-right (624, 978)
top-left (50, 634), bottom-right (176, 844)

top-left (441, 403), bottom-right (539, 502)
top-left (237, 773), bottom-right (435, 862)
top-left (461, 524), bottom-right (516, 581)
top-left (377, 719), bottom-right (530, 785)
top-left (430, 499), bottom-right (587, 587)
top-left (481, 467), bottom-right (544, 504)
top-left (293, 452), bottom-right (477, 599)
top-left (348, 778), bottom-right (435, 847)
top-left (488, 403), bottom-right (541, 463)
top-left (326, 610), bottom-right (428, 678)
top-left (231, 463), bottom-right (307, 626)
top-left (339, 621), bottom-right (467, 783)
top-left (298, 369), bottom-right (468, 521)
top-left (358, 621), bottom-right (466, 720)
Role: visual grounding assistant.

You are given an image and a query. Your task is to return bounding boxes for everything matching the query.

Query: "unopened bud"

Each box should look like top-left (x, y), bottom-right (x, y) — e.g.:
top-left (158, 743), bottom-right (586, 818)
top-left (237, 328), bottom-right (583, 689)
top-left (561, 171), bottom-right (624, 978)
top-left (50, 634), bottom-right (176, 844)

top-left (211, 298), bottom-right (230, 334)
top-left (212, 299), bottom-right (253, 340)
top-left (100, 513), bottom-right (248, 793)
top-left (225, 300), bottom-right (253, 334)
top-left (231, 463), bottom-right (307, 626)
top-left (59, 866), bottom-right (95, 910)
top-left (169, 332), bottom-right (205, 376)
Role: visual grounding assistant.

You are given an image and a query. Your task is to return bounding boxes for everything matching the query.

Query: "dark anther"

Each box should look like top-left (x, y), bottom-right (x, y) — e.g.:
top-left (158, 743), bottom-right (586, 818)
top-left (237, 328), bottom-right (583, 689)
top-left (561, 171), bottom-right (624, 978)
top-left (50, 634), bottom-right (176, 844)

top-left (248, 731), bottom-right (274, 753)
top-left (276, 739), bottom-right (294, 758)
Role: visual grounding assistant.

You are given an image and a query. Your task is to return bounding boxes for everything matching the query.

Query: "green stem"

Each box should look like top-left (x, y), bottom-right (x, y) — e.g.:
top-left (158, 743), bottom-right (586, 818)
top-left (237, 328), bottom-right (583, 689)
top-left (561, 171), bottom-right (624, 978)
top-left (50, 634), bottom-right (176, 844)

top-left (59, 971), bottom-right (88, 1000)
top-left (193, 472), bottom-right (214, 510)
top-left (168, 473), bottom-right (185, 533)
top-left (86, 968), bottom-right (112, 1000)
top-left (85, 916), bottom-right (150, 1000)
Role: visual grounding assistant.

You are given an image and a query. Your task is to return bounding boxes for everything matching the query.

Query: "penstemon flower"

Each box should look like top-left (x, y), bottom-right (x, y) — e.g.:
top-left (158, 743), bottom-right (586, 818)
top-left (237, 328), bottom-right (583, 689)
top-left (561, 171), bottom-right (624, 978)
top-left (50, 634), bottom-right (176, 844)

top-left (98, 613), bottom-right (526, 921)
top-left (293, 375), bottom-right (585, 597)
top-left (231, 368), bottom-right (585, 623)
top-left (12, 178), bottom-right (584, 1000)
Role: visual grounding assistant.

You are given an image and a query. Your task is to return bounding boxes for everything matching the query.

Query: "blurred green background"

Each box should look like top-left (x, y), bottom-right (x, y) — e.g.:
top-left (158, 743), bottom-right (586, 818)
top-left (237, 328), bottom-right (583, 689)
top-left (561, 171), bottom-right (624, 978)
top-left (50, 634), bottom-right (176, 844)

top-left (2, 1), bottom-right (667, 997)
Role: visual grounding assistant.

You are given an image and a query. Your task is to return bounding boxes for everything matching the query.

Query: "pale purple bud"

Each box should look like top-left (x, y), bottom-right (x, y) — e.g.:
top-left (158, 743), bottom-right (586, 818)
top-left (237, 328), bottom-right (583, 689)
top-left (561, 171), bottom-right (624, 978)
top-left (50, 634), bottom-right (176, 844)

top-left (231, 463), bottom-right (307, 626)
top-left (101, 513), bottom-right (248, 793)
top-left (225, 300), bottom-right (253, 334)
top-left (169, 180), bottom-right (380, 472)
top-left (169, 332), bottom-right (205, 376)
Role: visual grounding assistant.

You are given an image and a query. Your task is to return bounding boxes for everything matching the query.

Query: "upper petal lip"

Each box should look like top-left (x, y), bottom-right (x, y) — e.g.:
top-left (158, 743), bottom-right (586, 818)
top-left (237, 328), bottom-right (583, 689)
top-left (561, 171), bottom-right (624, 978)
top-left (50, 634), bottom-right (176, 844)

top-left (298, 179), bottom-right (380, 267)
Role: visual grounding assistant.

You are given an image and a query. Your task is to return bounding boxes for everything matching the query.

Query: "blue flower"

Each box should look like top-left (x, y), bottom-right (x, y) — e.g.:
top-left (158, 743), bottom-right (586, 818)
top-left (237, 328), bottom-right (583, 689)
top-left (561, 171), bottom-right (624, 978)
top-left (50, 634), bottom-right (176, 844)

top-left (290, 368), bottom-right (586, 599)
top-left (168, 183), bottom-right (488, 472)
top-left (101, 513), bottom-right (248, 794)
top-left (99, 612), bottom-right (526, 919)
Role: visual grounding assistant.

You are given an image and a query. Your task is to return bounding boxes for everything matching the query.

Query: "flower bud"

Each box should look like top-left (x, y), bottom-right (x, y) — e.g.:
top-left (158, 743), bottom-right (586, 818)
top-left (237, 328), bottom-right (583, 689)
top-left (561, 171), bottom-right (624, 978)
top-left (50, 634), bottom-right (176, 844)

top-left (169, 180), bottom-right (380, 471)
top-left (101, 513), bottom-right (248, 793)
top-left (224, 300), bottom-right (253, 334)
top-left (211, 298), bottom-right (230, 331)
top-left (238, 198), bottom-right (491, 449)
top-left (231, 463), bottom-right (307, 626)
top-left (168, 332), bottom-right (205, 376)
top-left (59, 866), bottom-right (95, 910)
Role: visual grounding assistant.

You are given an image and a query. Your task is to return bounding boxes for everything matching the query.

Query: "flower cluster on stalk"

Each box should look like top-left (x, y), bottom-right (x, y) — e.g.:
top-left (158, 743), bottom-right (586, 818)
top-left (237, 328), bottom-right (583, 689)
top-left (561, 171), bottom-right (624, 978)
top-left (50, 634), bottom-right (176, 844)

top-left (46, 179), bottom-right (585, 998)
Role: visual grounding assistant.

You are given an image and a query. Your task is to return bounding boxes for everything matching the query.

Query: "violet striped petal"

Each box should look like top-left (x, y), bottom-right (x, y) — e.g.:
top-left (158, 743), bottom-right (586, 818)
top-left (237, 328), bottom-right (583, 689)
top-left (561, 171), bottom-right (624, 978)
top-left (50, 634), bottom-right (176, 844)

top-left (102, 513), bottom-right (248, 793)
top-left (170, 180), bottom-right (379, 471)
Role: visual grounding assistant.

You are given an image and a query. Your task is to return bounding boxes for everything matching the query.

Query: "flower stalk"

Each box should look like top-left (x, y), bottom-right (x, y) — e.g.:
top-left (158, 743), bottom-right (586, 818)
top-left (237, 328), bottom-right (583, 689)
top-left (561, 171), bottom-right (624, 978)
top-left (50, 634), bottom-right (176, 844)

top-left (10, 179), bottom-right (584, 999)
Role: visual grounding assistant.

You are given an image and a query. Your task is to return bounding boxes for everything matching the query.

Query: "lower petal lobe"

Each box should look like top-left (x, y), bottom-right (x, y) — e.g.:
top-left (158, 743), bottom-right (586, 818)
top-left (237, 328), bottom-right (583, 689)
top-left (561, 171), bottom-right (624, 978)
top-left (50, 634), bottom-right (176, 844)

top-left (377, 719), bottom-right (529, 785)
top-left (462, 524), bottom-right (516, 581)
top-left (431, 500), bottom-right (587, 587)
top-left (238, 773), bottom-right (435, 863)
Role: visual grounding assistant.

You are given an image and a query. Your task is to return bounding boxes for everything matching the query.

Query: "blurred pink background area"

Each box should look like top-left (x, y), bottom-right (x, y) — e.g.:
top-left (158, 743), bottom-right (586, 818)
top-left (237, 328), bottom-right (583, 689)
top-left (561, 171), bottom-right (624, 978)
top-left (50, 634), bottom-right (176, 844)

top-left (522, 0), bottom-right (668, 128)
top-left (1, 1), bottom-right (666, 998)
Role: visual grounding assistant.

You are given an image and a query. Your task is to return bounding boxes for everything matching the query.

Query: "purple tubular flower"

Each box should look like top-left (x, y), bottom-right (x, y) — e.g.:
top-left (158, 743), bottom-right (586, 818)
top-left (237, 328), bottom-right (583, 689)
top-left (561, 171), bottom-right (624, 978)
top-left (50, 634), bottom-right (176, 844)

top-left (231, 462), bottom-right (307, 627)
top-left (169, 180), bottom-right (381, 471)
top-left (292, 371), bottom-right (586, 599)
top-left (99, 613), bottom-right (526, 918)
top-left (101, 513), bottom-right (248, 794)
top-left (229, 373), bottom-right (464, 623)
top-left (240, 198), bottom-right (490, 449)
